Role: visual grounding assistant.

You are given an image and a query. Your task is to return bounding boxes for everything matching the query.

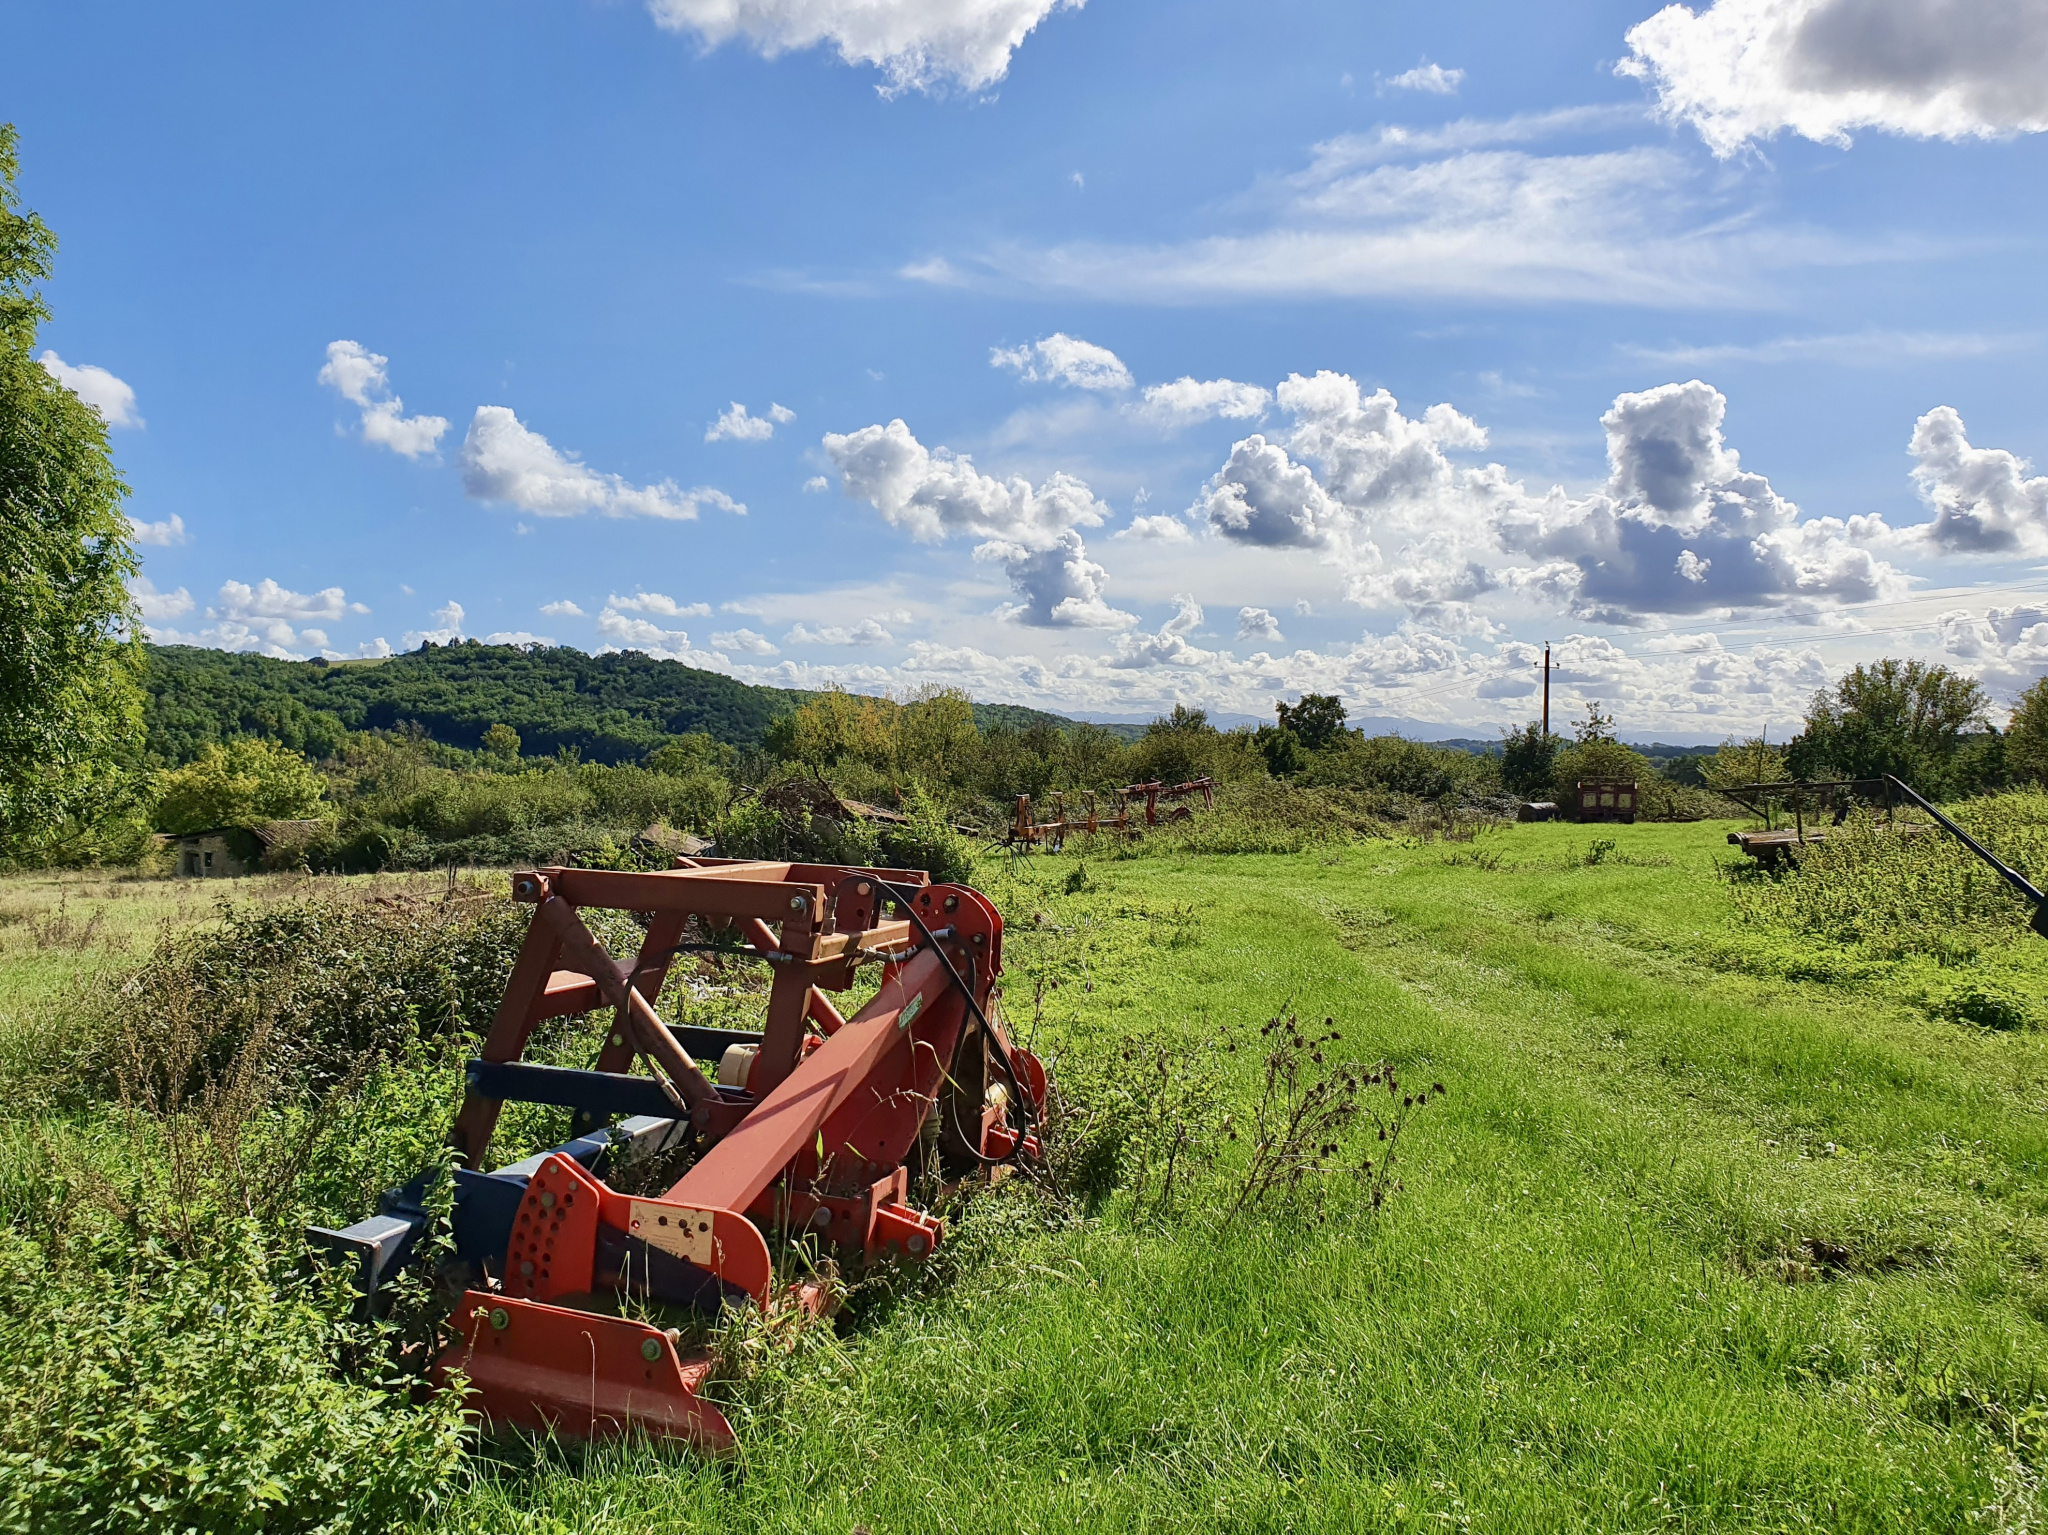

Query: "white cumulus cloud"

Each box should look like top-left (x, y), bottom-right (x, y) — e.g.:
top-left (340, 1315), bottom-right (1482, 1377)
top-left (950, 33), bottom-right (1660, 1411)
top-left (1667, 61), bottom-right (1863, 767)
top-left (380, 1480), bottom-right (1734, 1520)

top-left (1621, 0), bottom-right (2048, 155)
top-left (712, 628), bottom-right (781, 655)
top-left (706, 401), bottom-right (795, 441)
top-left (128, 514), bottom-right (187, 547)
top-left (540, 599), bottom-right (585, 617)
top-left (990, 333), bottom-right (1133, 392)
top-left (824, 418), bottom-right (1109, 543)
top-left (1382, 60), bottom-right (1464, 95)
top-left (975, 528), bottom-right (1135, 629)
top-left (1906, 405), bottom-right (2048, 556)
top-left (318, 341), bottom-right (449, 458)
top-left (1186, 371), bottom-right (1904, 624)
top-left (39, 351), bottom-right (142, 428)
top-left (1134, 376), bottom-right (1272, 427)
top-left (215, 579), bottom-right (367, 623)
top-left (610, 592), bottom-right (713, 619)
top-left (131, 577), bottom-right (194, 623)
top-left (1116, 513), bottom-right (1193, 542)
top-left (461, 406), bottom-right (742, 520)
top-left (1238, 606), bottom-right (1284, 642)
top-left (1939, 605), bottom-right (2048, 690)
top-left (644, 0), bottom-right (1081, 96)
top-left (149, 577), bottom-right (369, 659)
top-left (402, 600), bottom-right (467, 649)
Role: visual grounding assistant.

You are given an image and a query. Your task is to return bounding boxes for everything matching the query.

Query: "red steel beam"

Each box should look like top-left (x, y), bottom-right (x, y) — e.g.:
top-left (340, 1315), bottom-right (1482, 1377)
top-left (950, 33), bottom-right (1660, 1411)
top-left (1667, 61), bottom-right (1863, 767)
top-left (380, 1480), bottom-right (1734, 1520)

top-left (665, 948), bottom-right (953, 1214)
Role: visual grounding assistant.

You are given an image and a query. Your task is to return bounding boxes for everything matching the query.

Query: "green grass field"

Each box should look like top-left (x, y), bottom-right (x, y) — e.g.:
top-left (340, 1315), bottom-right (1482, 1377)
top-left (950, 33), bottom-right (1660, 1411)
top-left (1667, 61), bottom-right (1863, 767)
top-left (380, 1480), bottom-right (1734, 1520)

top-left (7, 820), bottom-right (2048, 1532)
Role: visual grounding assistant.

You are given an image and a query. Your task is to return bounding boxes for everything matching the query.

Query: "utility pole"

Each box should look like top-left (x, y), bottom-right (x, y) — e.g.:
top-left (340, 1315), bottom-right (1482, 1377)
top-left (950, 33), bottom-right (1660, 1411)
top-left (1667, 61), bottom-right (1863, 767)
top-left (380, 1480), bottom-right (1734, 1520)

top-left (1541, 643), bottom-right (1551, 737)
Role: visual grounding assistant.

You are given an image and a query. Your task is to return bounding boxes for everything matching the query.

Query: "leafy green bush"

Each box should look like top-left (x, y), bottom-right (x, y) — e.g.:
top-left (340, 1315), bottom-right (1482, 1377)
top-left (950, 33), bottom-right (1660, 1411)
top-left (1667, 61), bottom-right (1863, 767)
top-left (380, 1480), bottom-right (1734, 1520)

top-left (714, 780), bottom-right (884, 868)
top-left (109, 890), bottom-right (529, 1099)
top-left (0, 1222), bottom-right (468, 1534)
top-left (877, 785), bottom-right (975, 884)
top-left (1076, 779), bottom-right (1385, 858)
top-left (1732, 792), bottom-right (2048, 957)
top-left (1301, 734), bottom-right (1496, 799)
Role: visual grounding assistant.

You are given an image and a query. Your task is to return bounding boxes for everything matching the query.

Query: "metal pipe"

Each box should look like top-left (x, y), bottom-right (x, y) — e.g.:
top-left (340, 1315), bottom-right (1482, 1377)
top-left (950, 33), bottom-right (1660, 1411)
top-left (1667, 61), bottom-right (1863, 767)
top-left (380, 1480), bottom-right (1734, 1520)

top-left (1884, 775), bottom-right (2047, 905)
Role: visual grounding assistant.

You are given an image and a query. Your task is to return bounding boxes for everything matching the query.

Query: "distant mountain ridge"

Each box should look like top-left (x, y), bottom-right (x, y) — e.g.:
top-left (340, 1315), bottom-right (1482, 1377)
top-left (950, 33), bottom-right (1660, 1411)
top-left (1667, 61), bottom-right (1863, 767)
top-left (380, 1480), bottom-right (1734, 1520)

top-left (139, 642), bottom-right (1728, 767)
top-left (140, 643), bottom-right (1083, 766)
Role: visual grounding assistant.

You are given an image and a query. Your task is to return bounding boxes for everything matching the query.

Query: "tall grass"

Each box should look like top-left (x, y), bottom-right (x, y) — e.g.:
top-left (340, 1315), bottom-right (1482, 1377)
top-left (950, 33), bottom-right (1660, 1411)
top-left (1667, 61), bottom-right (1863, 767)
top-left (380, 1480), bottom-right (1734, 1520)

top-left (9, 820), bottom-right (2048, 1530)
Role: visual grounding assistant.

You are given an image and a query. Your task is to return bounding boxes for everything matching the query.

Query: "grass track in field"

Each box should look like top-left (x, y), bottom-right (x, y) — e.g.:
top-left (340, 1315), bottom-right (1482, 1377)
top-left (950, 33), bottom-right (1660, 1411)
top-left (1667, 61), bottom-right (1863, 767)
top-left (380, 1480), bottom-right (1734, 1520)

top-left (419, 822), bottom-right (2048, 1532)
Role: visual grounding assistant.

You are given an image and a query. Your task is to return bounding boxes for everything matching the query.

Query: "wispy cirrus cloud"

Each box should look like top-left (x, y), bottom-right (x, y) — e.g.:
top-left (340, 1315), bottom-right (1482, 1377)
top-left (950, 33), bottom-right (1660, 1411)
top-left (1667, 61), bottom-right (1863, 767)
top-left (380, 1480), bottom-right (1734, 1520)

top-left (1620, 329), bottom-right (2033, 369)
top-left (899, 105), bottom-right (1914, 307)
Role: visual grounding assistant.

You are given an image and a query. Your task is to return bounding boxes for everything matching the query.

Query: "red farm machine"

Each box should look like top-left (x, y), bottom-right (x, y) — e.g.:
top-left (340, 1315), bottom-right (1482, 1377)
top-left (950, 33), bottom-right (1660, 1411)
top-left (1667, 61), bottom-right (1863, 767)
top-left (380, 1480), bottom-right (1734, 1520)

top-left (311, 856), bottom-right (1045, 1450)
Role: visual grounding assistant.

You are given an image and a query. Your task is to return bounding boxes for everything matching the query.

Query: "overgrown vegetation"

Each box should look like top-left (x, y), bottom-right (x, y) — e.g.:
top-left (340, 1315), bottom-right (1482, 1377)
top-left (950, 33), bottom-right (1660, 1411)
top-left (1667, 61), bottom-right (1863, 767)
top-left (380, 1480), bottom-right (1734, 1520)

top-left (12, 801), bottom-right (2048, 1527)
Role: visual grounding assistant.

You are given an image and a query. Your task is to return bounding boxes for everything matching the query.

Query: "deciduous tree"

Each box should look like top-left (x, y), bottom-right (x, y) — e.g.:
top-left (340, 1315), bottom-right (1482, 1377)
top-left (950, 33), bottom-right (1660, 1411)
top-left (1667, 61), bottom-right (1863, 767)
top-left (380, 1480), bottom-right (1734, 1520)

top-left (0, 124), bottom-right (145, 861)
top-left (1785, 659), bottom-right (1987, 796)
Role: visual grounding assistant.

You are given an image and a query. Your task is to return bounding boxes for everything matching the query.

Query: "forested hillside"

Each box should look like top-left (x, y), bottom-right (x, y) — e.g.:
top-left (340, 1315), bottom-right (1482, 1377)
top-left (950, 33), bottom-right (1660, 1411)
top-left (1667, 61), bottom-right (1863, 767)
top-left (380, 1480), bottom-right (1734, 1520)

top-left (140, 642), bottom-right (1078, 765)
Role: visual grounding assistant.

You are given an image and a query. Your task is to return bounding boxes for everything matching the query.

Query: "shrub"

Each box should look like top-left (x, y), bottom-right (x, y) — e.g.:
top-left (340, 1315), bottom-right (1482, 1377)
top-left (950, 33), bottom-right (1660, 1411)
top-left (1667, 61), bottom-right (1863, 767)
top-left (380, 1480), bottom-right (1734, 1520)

top-left (877, 785), bottom-right (976, 885)
top-left (1076, 779), bottom-right (1385, 858)
top-left (0, 1222), bottom-right (468, 1534)
top-left (1303, 734), bottom-right (1496, 800)
top-left (714, 779), bottom-right (883, 868)
top-left (1732, 791), bottom-right (2048, 956)
top-left (108, 889), bottom-right (529, 1099)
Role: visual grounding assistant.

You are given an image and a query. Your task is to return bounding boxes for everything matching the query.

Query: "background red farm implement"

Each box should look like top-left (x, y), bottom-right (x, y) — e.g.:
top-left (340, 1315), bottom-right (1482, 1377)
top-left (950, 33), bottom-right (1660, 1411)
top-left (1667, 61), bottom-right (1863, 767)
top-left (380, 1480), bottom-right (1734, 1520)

top-left (1008, 778), bottom-right (1216, 850)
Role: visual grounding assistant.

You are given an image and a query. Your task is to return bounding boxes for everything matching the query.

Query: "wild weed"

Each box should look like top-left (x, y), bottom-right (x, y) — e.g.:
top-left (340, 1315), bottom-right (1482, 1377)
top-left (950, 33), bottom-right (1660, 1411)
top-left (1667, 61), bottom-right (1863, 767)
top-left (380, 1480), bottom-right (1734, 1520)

top-left (1224, 1013), bottom-right (1441, 1220)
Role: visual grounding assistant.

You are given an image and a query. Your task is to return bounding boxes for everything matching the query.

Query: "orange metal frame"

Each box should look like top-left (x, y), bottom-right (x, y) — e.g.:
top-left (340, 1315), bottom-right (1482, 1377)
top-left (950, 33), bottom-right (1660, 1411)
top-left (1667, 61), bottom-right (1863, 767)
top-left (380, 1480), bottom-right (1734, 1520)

top-left (436, 856), bottom-right (1041, 1450)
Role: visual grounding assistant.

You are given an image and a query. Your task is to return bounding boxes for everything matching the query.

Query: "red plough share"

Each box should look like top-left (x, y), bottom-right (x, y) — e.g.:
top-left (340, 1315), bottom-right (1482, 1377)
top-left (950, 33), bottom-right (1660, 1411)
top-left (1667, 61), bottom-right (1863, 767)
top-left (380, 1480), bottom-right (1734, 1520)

top-left (310, 856), bottom-right (1045, 1450)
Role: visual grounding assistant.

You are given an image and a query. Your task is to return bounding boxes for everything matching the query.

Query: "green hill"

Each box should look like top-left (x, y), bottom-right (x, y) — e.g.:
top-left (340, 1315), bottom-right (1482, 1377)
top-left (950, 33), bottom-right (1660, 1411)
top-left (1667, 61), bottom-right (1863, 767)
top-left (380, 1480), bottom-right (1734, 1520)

top-left (140, 642), bottom-right (1085, 766)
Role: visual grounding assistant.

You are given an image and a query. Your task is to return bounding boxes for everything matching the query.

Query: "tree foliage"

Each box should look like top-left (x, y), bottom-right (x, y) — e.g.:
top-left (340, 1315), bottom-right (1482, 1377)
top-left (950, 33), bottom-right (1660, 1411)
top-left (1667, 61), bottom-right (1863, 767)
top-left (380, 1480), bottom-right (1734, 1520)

top-left (139, 642), bottom-right (1084, 769)
top-left (0, 123), bottom-right (145, 862)
top-left (1498, 722), bottom-right (1560, 798)
top-left (1785, 659), bottom-right (1989, 796)
top-left (2005, 678), bottom-right (2048, 789)
top-left (1276, 693), bottom-right (1348, 752)
top-left (151, 738), bottom-right (328, 835)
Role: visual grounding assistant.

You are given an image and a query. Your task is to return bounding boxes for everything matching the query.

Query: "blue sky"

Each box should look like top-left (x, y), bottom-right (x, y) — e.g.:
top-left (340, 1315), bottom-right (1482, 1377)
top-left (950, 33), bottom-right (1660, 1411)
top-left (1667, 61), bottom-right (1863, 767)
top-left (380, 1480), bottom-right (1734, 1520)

top-left (13, 0), bottom-right (2048, 740)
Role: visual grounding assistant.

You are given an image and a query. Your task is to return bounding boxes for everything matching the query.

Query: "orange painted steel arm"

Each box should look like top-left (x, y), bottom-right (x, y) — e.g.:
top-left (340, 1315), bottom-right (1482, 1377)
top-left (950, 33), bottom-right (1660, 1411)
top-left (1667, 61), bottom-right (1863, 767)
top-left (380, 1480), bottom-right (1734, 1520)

top-left (665, 948), bottom-right (953, 1214)
top-left (534, 897), bottom-right (717, 1118)
top-left (535, 868), bottom-right (827, 923)
top-left (450, 906), bottom-right (564, 1165)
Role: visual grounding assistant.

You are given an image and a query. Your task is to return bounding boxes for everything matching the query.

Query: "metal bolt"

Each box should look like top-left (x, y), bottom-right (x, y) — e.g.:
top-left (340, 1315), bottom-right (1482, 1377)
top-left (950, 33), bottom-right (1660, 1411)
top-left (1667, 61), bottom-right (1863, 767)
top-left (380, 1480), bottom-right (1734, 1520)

top-left (908, 1234), bottom-right (927, 1255)
top-left (520, 1260), bottom-right (535, 1277)
top-left (789, 895), bottom-right (807, 912)
top-left (539, 1190), bottom-right (555, 1210)
top-left (810, 1208), bottom-right (832, 1231)
top-left (857, 882), bottom-right (870, 896)
top-left (490, 1307), bottom-right (510, 1331)
top-left (641, 1337), bottom-right (663, 1362)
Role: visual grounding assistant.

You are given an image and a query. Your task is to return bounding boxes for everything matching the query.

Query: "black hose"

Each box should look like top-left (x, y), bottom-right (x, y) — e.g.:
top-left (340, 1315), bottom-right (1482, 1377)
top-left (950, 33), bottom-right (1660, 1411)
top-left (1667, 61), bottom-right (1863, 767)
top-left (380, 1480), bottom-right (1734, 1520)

top-left (872, 878), bottom-right (1038, 1169)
